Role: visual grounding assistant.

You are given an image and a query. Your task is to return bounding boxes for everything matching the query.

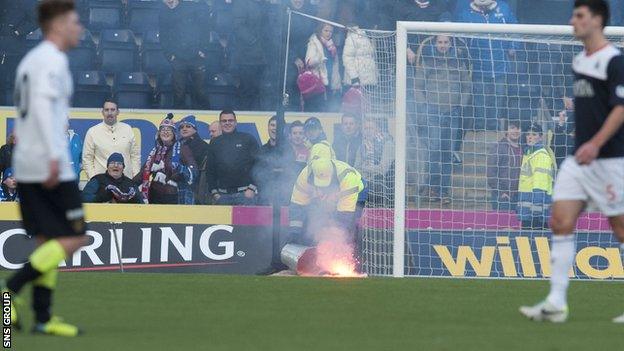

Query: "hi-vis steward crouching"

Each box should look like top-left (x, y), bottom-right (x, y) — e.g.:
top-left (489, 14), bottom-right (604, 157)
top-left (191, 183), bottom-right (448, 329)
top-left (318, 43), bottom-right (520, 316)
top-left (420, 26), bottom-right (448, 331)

top-left (281, 158), bottom-right (364, 275)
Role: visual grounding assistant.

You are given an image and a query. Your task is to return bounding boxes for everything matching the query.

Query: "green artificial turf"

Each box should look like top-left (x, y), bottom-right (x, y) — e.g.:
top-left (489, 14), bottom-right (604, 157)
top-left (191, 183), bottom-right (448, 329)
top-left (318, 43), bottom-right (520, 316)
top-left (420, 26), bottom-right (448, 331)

top-left (4, 272), bottom-right (623, 351)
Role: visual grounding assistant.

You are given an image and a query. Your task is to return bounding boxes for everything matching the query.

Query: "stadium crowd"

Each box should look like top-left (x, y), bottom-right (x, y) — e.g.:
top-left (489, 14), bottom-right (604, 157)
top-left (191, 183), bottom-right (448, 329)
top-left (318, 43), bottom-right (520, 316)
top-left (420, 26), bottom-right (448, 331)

top-left (0, 0), bottom-right (621, 111)
top-left (0, 0), bottom-right (616, 229)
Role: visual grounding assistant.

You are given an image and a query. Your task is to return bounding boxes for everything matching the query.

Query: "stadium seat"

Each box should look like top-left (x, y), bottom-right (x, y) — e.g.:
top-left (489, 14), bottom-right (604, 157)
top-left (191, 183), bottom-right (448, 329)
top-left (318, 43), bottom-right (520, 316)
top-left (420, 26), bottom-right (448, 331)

top-left (155, 73), bottom-right (174, 109)
top-left (87, 0), bottom-right (123, 31)
top-left (73, 71), bottom-right (111, 107)
top-left (68, 30), bottom-right (98, 72)
top-left (0, 70), bottom-right (15, 106)
top-left (141, 31), bottom-right (172, 74)
top-left (25, 29), bottom-right (43, 50)
top-left (205, 73), bottom-right (238, 110)
top-left (99, 29), bottom-right (138, 73)
top-left (128, 0), bottom-right (161, 35)
top-left (113, 72), bottom-right (153, 108)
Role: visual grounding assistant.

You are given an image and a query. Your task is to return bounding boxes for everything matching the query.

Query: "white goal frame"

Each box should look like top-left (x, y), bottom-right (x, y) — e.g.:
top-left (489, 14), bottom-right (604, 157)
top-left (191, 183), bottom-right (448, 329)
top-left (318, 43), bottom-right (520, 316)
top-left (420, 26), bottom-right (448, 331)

top-left (393, 21), bottom-right (624, 278)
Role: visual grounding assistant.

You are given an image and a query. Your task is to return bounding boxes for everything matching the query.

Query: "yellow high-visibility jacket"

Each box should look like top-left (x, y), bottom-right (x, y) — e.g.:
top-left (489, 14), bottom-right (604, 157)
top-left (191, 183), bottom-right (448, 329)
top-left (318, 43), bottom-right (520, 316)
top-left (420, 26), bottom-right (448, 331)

top-left (289, 160), bottom-right (364, 234)
top-left (517, 144), bottom-right (555, 226)
top-left (518, 146), bottom-right (555, 196)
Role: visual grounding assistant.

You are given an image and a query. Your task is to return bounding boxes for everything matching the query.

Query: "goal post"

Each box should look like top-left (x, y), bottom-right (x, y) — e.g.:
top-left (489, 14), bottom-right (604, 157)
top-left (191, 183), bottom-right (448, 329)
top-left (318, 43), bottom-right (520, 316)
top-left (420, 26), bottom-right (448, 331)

top-left (283, 11), bottom-right (624, 280)
top-left (392, 21), bottom-right (624, 279)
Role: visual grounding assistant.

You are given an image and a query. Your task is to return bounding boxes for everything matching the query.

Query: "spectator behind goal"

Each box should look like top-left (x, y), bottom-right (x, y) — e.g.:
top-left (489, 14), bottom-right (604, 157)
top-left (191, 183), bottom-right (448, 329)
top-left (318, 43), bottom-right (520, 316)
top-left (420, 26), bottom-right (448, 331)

top-left (486, 119), bottom-right (523, 211)
top-left (415, 34), bottom-right (472, 204)
top-left (455, 0), bottom-right (518, 130)
top-left (333, 113), bottom-right (362, 167)
top-left (304, 23), bottom-right (342, 112)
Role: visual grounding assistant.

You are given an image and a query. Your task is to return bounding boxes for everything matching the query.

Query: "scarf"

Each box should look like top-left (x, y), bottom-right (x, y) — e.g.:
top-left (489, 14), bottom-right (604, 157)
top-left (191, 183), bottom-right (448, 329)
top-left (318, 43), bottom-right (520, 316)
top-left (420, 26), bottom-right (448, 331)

top-left (141, 142), bottom-right (169, 203)
top-left (319, 36), bottom-right (337, 58)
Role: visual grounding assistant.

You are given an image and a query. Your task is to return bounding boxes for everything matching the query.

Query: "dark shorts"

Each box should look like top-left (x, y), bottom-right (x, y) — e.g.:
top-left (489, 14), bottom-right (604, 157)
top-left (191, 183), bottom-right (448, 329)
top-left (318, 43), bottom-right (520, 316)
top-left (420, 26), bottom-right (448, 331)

top-left (17, 181), bottom-right (87, 238)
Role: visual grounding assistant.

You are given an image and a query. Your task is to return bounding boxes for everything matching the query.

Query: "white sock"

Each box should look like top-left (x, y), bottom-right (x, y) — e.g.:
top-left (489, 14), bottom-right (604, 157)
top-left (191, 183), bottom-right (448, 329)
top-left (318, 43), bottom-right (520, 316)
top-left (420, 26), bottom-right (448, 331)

top-left (546, 234), bottom-right (576, 309)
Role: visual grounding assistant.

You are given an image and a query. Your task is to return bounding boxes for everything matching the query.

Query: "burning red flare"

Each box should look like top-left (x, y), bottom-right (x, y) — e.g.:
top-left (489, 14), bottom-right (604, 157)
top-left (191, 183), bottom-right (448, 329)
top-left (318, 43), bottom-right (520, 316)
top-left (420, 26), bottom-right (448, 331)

top-left (314, 236), bottom-right (366, 278)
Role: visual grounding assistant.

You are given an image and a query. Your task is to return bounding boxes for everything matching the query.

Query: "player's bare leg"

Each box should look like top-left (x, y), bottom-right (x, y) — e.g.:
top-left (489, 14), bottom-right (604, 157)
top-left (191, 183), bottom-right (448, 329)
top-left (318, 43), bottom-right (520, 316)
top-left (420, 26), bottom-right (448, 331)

top-left (520, 200), bottom-right (585, 322)
top-left (608, 215), bottom-right (624, 322)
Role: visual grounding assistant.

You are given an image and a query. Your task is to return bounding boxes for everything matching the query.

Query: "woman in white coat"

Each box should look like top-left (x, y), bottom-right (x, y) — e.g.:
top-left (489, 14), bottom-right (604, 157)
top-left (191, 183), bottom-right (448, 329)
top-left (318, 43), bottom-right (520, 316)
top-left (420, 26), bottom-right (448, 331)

top-left (342, 26), bottom-right (378, 88)
top-left (304, 23), bottom-right (342, 112)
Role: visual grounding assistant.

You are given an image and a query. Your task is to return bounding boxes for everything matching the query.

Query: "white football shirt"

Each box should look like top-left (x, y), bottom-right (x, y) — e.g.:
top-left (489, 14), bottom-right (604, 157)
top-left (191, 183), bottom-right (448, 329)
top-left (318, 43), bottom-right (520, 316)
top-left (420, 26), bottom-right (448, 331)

top-left (13, 40), bottom-right (76, 183)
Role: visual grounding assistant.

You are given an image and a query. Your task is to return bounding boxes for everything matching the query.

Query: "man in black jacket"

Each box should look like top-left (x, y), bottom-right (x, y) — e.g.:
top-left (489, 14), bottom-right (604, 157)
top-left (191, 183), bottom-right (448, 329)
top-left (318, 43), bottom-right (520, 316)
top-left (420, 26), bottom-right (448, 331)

top-left (159, 0), bottom-right (210, 109)
top-left (179, 115), bottom-right (211, 204)
top-left (333, 113), bottom-right (362, 166)
top-left (207, 110), bottom-right (260, 205)
top-left (82, 153), bottom-right (142, 204)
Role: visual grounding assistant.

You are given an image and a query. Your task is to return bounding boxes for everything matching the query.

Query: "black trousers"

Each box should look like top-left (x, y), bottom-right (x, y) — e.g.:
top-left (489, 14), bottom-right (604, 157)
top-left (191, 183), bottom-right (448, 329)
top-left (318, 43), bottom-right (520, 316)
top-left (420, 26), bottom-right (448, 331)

top-left (171, 57), bottom-right (210, 109)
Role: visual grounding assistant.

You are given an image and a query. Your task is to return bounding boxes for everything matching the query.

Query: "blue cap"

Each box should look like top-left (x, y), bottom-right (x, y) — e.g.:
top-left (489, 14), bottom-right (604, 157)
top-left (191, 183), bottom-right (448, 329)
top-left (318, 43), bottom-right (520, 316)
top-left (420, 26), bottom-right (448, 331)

top-left (107, 153), bottom-right (125, 167)
top-left (179, 115), bottom-right (197, 129)
top-left (2, 168), bottom-right (13, 181)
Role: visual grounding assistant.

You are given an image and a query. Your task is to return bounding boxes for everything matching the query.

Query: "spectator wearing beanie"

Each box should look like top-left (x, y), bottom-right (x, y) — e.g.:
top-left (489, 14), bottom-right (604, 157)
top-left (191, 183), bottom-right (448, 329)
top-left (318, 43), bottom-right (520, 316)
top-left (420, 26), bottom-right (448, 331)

top-left (82, 153), bottom-right (142, 204)
top-left (178, 115), bottom-right (211, 204)
top-left (136, 116), bottom-right (197, 204)
top-left (0, 168), bottom-right (18, 202)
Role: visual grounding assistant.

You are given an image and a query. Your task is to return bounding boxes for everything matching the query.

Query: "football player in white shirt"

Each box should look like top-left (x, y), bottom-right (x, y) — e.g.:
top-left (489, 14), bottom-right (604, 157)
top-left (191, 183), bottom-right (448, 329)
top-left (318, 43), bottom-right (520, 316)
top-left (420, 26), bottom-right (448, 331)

top-left (520, 0), bottom-right (624, 323)
top-left (1, 0), bottom-right (87, 337)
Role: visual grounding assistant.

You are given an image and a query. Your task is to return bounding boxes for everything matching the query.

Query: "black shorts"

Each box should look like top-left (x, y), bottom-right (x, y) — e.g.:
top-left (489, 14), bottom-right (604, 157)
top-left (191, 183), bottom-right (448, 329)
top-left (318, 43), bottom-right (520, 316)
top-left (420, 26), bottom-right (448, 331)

top-left (17, 181), bottom-right (87, 238)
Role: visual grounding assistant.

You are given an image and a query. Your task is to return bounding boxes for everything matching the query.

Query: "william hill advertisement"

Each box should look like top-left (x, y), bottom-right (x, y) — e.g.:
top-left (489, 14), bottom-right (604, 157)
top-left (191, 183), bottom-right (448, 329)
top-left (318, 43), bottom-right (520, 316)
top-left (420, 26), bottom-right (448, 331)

top-left (408, 230), bottom-right (624, 280)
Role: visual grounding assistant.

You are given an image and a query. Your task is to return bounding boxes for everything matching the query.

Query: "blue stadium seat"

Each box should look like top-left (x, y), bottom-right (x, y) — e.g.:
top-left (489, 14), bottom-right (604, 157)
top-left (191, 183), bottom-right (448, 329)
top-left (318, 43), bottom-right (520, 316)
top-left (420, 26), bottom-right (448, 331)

top-left (68, 30), bottom-right (98, 71)
top-left (25, 29), bottom-right (43, 50)
top-left (156, 73), bottom-right (174, 109)
top-left (113, 72), bottom-right (153, 108)
top-left (141, 31), bottom-right (171, 74)
top-left (99, 29), bottom-right (138, 73)
top-left (206, 73), bottom-right (237, 110)
top-left (73, 71), bottom-right (111, 107)
top-left (87, 0), bottom-right (122, 31)
top-left (0, 70), bottom-right (15, 106)
top-left (128, 0), bottom-right (160, 35)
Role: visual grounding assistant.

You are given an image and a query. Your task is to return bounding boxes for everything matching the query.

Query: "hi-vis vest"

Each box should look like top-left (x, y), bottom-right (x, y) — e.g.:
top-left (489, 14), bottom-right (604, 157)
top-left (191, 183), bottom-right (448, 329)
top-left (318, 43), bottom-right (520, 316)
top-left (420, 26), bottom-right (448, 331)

top-left (518, 147), bottom-right (555, 195)
top-left (291, 159), bottom-right (364, 212)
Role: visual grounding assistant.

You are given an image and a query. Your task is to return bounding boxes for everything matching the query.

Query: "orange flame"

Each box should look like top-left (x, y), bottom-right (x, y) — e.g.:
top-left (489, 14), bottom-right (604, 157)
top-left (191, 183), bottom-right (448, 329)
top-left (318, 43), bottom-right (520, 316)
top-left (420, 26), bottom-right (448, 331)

top-left (313, 229), bottom-right (367, 278)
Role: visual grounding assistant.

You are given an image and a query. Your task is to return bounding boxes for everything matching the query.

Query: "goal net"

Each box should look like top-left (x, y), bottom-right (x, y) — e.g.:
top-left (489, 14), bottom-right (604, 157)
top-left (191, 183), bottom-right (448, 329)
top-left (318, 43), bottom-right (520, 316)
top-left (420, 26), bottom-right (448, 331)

top-left (285, 13), bottom-right (624, 280)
